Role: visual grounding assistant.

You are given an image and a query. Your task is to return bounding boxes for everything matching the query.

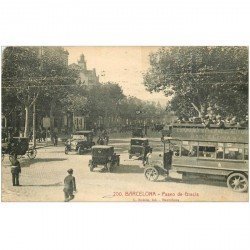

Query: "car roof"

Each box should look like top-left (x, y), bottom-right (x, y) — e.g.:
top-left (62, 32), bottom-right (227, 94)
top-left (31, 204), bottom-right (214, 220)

top-left (92, 145), bottom-right (114, 149)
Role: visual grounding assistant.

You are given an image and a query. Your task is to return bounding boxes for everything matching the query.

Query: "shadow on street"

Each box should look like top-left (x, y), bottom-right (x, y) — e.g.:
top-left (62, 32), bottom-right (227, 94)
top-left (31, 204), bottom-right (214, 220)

top-left (19, 158), bottom-right (68, 168)
top-left (115, 164), bottom-right (144, 174)
top-left (156, 176), bottom-right (228, 188)
top-left (21, 182), bottom-right (63, 187)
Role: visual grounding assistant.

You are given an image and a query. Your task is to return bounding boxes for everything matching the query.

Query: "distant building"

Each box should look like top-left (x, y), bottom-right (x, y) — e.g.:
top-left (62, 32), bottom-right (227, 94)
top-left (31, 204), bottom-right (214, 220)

top-left (69, 54), bottom-right (100, 87)
top-left (67, 54), bottom-right (100, 131)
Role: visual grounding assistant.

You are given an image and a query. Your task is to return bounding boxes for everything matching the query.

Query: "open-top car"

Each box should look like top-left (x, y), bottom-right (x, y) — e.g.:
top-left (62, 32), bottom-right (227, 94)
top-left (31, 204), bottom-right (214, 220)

top-left (88, 145), bottom-right (120, 172)
top-left (129, 138), bottom-right (151, 162)
top-left (65, 130), bottom-right (95, 155)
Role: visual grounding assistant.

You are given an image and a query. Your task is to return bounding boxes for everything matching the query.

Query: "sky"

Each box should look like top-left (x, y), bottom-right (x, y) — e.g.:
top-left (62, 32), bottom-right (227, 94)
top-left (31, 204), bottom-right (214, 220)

top-left (64, 47), bottom-right (168, 106)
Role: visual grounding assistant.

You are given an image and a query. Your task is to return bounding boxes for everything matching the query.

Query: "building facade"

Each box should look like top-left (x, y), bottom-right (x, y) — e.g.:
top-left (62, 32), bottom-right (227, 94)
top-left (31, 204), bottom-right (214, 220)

top-left (69, 54), bottom-right (100, 87)
top-left (68, 54), bottom-right (101, 131)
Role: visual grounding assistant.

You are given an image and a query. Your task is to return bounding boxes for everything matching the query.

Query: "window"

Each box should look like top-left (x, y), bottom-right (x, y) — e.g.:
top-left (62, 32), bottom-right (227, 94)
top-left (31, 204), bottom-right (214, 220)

top-left (224, 148), bottom-right (243, 160)
top-left (168, 140), bottom-right (180, 157)
top-left (173, 144), bottom-right (180, 156)
top-left (189, 146), bottom-right (198, 157)
top-left (181, 144), bottom-right (190, 156)
top-left (216, 146), bottom-right (224, 159)
top-left (198, 146), bottom-right (216, 158)
top-left (181, 145), bottom-right (198, 157)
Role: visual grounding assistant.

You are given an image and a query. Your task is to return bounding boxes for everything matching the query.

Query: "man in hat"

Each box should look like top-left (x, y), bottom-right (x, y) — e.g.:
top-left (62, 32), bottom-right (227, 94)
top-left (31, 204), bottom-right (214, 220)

top-left (63, 169), bottom-right (77, 202)
top-left (11, 159), bottom-right (21, 186)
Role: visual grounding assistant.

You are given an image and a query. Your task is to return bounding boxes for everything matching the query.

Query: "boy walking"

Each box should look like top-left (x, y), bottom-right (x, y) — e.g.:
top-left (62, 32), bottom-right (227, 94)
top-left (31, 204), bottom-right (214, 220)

top-left (63, 169), bottom-right (76, 202)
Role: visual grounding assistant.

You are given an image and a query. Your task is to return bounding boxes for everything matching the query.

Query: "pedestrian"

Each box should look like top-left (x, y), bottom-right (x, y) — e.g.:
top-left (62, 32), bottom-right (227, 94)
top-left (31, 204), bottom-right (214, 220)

top-left (63, 169), bottom-right (77, 202)
top-left (53, 132), bottom-right (58, 146)
top-left (11, 159), bottom-right (21, 186)
top-left (42, 129), bottom-right (46, 141)
top-left (37, 130), bottom-right (41, 142)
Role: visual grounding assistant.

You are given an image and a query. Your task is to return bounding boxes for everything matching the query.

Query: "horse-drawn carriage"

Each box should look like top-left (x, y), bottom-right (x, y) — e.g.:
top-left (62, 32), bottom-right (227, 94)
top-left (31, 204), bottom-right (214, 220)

top-left (1, 137), bottom-right (37, 163)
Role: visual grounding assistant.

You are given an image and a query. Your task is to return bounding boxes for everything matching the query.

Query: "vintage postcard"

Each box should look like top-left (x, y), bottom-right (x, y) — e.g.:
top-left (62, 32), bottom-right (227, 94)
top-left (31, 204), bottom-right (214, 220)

top-left (1, 46), bottom-right (248, 202)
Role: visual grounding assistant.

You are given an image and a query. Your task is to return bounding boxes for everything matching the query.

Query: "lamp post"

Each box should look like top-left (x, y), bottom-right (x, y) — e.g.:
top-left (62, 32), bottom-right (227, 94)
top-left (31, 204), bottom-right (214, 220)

top-left (32, 97), bottom-right (37, 148)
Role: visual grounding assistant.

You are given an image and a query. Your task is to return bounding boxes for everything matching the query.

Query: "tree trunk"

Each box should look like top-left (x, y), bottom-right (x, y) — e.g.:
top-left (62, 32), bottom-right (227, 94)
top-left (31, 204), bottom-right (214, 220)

top-left (191, 103), bottom-right (202, 117)
top-left (50, 100), bottom-right (55, 134)
top-left (32, 101), bottom-right (36, 148)
top-left (4, 116), bottom-right (7, 128)
top-left (24, 105), bottom-right (30, 137)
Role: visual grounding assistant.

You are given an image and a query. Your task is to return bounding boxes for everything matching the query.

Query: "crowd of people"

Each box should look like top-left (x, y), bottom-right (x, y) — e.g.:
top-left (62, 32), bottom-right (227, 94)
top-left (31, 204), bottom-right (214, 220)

top-left (174, 114), bottom-right (248, 128)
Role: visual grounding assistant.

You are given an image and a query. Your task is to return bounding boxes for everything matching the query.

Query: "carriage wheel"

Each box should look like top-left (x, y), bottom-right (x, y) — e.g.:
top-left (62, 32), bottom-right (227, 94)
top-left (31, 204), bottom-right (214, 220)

top-left (227, 173), bottom-right (248, 192)
top-left (27, 148), bottom-right (37, 159)
top-left (144, 167), bottom-right (159, 182)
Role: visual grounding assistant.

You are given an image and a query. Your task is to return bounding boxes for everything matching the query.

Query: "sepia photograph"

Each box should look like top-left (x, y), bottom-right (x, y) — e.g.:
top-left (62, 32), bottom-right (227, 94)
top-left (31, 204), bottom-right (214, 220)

top-left (1, 46), bottom-right (248, 202)
top-left (1, 1), bottom-right (250, 250)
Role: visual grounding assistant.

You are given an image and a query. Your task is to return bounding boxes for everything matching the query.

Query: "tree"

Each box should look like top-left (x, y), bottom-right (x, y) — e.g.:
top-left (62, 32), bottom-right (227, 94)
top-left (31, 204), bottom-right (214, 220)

top-left (2, 47), bottom-right (42, 136)
top-left (118, 96), bottom-right (164, 126)
top-left (143, 46), bottom-right (248, 118)
top-left (85, 82), bottom-right (125, 127)
top-left (2, 46), bottom-right (76, 136)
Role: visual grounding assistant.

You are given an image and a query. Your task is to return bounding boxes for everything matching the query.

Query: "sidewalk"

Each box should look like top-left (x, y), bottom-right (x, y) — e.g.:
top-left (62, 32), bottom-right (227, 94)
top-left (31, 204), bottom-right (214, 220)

top-left (29, 136), bottom-right (67, 149)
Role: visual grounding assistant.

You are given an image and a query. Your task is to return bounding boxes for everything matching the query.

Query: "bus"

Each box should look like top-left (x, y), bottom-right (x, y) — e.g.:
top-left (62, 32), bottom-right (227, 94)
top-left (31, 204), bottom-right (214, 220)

top-left (144, 124), bottom-right (248, 192)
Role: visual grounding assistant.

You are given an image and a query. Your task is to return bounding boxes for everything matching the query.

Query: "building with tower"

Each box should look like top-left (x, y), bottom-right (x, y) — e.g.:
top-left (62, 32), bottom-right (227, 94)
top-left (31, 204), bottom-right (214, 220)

top-left (69, 54), bottom-right (100, 87)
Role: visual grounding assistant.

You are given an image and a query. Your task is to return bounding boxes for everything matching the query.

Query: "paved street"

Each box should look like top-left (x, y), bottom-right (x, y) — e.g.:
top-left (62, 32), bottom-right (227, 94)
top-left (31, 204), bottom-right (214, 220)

top-left (1, 136), bottom-right (248, 202)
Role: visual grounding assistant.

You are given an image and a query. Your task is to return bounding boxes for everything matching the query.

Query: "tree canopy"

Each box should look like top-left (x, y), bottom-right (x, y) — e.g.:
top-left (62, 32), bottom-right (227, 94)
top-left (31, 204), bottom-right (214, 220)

top-left (143, 46), bottom-right (248, 118)
top-left (2, 46), bottom-right (77, 135)
top-left (2, 47), bottom-right (165, 134)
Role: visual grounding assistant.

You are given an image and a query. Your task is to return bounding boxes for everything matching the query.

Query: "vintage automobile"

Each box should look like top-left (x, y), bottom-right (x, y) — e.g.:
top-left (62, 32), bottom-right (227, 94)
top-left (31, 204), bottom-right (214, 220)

top-left (65, 131), bottom-right (95, 155)
top-left (88, 145), bottom-right (120, 172)
top-left (144, 125), bottom-right (248, 193)
top-left (1, 137), bottom-right (37, 163)
top-left (132, 127), bottom-right (144, 138)
top-left (128, 138), bottom-right (151, 162)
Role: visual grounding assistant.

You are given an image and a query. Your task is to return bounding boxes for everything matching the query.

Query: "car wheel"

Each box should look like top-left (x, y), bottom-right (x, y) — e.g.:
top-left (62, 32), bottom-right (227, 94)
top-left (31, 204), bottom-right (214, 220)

top-left (227, 172), bottom-right (248, 192)
top-left (65, 146), bottom-right (69, 154)
top-left (78, 147), bottom-right (84, 155)
top-left (90, 165), bottom-right (94, 172)
top-left (89, 160), bottom-right (94, 172)
top-left (144, 166), bottom-right (159, 182)
top-left (107, 162), bottom-right (112, 172)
